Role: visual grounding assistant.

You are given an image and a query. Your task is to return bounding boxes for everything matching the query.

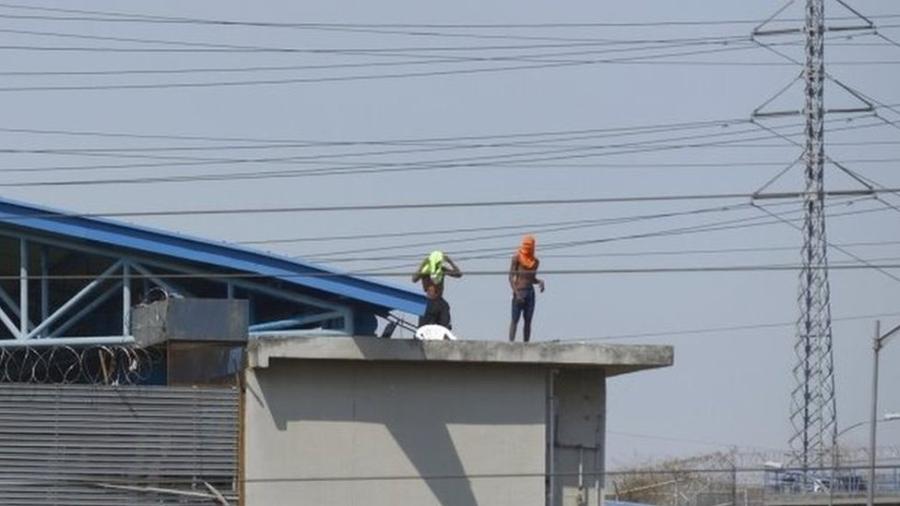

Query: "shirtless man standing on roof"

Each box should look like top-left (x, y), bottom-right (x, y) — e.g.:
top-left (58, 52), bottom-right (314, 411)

top-left (509, 235), bottom-right (545, 342)
top-left (412, 250), bottom-right (462, 329)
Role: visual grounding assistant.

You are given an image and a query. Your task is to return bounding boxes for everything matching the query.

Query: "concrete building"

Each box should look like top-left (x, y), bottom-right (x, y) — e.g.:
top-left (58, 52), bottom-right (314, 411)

top-left (243, 336), bottom-right (673, 506)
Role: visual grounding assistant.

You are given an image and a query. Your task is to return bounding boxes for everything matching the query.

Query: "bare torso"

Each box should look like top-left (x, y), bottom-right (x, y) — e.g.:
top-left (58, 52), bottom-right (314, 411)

top-left (509, 255), bottom-right (540, 293)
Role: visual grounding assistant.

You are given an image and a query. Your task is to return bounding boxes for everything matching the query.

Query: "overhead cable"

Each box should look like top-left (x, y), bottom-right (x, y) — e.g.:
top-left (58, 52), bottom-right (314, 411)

top-left (2, 188), bottom-right (899, 220)
top-left (0, 2), bottom-right (898, 29)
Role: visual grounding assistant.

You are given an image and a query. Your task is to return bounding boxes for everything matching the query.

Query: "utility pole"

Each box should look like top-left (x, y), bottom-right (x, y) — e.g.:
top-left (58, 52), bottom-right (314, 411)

top-left (867, 321), bottom-right (881, 506)
top-left (867, 321), bottom-right (900, 506)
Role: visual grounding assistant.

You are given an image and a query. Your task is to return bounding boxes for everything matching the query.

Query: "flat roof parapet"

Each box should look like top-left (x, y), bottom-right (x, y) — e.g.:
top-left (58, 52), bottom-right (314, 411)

top-left (248, 336), bottom-right (673, 376)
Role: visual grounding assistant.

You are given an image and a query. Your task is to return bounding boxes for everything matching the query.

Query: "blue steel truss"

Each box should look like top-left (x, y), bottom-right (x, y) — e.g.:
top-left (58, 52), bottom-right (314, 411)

top-left (0, 197), bottom-right (426, 347)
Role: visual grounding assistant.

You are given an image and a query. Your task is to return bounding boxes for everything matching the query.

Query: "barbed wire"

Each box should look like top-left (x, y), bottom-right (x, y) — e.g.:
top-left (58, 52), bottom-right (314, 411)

top-left (0, 344), bottom-right (161, 384)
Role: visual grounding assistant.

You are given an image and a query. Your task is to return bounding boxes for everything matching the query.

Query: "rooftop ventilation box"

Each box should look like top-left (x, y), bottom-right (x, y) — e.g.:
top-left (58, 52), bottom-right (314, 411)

top-left (132, 298), bottom-right (249, 347)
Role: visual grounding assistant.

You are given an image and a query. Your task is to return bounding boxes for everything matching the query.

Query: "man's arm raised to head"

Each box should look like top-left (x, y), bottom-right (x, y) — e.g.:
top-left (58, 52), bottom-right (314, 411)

top-left (443, 255), bottom-right (463, 278)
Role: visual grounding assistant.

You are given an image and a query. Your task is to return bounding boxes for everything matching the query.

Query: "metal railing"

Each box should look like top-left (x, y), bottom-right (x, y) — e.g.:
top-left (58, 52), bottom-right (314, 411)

top-left (763, 466), bottom-right (900, 497)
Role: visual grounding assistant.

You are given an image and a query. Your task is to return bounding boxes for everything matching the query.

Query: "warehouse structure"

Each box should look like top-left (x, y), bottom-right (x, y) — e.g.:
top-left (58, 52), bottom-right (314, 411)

top-left (0, 196), bottom-right (425, 383)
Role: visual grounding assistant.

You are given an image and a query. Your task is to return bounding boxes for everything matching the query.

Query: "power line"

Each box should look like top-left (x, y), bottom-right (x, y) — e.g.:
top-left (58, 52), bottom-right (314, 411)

top-left (0, 29), bottom-right (881, 95)
top-left (0, 101), bottom-right (893, 147)
top-left (1, 112), bottom-right (891, 159)
top-left (318, 199), bottom-right (885, 267)
top-left (605, 430), bottom-right (786, 451)
top-left (0, 32), bottom-right (754, 54)
top-left (0, 115), bottom-right (752, 146)
top-left (4, 142), bottom-right (897, 184)
top-left (6, 37), bottom-right (887, 77)
top-left (1, 2), bottom-right (898, 29)
top-left (558, 311), bottom-right (900, 342)
top-left (0, 44), bottom-right (788, 92)
top-left (0, 26), bottom-right (755, 54)
top-left (0, 116), bottom-right (891, 185)
top-left (0, 13), bottom-right (698, 46)
top-left (0, 128), bottom-right (822, 184)
top-left (0, 263), bottom-right (898, 282)
top-left (0, 118), bottom-right (751, 154)
top-left (3, 188), bottom-right (899, 220)
top-left (754, 202), bottom-right (900, 287)
top-left (294, 196), bottom-right (868, 264)
top-left (0, 125), bottom-right (824, 182)
top-left (0, 201), bottom-right (890, 281)
top-left (241, 203), bottom-right (754, 245)
top-left (312, 240), bottom-right (900, 264)
top-left (301, 201), bottom-right (772, 260)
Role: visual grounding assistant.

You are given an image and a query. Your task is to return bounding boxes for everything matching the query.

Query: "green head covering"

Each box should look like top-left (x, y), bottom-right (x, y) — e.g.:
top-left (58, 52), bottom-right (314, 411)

top-left (420, 250), bottom-right (445, 284)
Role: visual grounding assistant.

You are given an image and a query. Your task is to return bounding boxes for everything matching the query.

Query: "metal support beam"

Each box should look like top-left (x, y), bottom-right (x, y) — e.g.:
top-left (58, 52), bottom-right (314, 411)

top-left (0, 303), bottom-right (20, 339)
top-left (341, 308), bottom-right (354, 335)
top-left (19, 239), bottom-right (27, 338)
top-left (0, 335), bottom-right (134, 348)
top-left (122, 262), bottom-right (131, 336)
top-left (0, 284), bottom-right (27, 325)
top-left (0, 285), bottom-right (34, 338)
top-left (1, 229), bottom-right (345, 314)
top-left (40, 245), bottom-right (48, 325)
top-left (50, 281), bottom-right (123, 339)
top-left (227, 277), bottom-right (343, 314)
top-left (0, 230), bottom-right (357, 343)
top-left (248, 311), bottom-right (344, 332)
top-left (25, 260), bottom-right (122, 340)
top-left (130, 262), bottom-right (190, 298)
top-left (249, 329), bottom-right (349, 338)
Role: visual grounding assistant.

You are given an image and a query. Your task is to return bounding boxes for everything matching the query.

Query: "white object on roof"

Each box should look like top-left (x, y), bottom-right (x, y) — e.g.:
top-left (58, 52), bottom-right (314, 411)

top-left (414, 325), bottom-right (458, 341)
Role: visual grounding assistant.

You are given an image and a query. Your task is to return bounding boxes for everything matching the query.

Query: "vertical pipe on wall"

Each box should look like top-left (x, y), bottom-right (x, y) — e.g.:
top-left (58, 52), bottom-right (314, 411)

top-left (578, 446), bottom-right (585, 505)
top-left (547, 368), bottom-right (557, 506)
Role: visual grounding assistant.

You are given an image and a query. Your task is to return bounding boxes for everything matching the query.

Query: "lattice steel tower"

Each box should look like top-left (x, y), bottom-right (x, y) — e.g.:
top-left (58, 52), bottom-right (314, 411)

top-left (790, 0), bottom-right (836, 470)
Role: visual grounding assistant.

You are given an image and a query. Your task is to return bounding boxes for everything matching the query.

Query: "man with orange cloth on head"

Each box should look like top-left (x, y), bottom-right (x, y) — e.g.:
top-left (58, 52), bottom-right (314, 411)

top-left (509, 235), bottom-right (545, 342)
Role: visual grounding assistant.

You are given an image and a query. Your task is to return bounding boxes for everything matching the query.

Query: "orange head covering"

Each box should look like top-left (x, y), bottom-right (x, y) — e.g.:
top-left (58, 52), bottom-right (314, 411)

top-left (517, 235), bottom-right (537, 269)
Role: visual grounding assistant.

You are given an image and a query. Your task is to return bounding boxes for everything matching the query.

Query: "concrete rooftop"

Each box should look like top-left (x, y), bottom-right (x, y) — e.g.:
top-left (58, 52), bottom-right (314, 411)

top-left (248, 336), bottom-right (673, 376)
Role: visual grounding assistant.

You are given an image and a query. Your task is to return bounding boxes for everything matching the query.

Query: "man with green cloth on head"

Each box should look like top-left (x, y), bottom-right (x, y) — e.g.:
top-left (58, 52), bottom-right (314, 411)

top-left (412, 250), bottom-right (463, 329)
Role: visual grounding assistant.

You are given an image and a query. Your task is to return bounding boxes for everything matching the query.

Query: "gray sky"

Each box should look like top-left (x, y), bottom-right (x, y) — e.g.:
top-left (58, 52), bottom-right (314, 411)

top-left (0, 0), bottom-right (898, 466)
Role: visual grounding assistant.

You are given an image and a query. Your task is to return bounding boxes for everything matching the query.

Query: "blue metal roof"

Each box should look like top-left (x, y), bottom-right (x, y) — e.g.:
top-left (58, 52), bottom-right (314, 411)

top-left (0, 197), bottom-right (427, 316)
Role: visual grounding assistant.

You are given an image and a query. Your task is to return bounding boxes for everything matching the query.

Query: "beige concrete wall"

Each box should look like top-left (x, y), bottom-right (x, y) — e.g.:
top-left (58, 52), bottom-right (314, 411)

top-left (244, 359), bottom-right (547, 506)
top-left (552, 369), bottom-right (607, 506)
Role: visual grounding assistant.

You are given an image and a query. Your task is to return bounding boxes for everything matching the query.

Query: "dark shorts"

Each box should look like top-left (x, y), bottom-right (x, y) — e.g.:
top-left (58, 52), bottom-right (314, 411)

top-left (420, 297), bottom-right (451, 329)
top-left (511, 288), bottom-right (535, 323)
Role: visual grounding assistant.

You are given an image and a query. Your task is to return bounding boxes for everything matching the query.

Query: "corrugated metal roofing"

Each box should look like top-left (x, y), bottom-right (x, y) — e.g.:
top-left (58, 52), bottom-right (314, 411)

top-left (0, 197), bottom-right (426, 316)
top-left (0, 383), bottom-right (239, 506)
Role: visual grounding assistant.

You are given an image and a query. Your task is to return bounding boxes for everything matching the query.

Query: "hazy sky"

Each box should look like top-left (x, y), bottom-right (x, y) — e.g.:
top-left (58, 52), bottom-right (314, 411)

top-left (0, 0), bottom-right (898, 466)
